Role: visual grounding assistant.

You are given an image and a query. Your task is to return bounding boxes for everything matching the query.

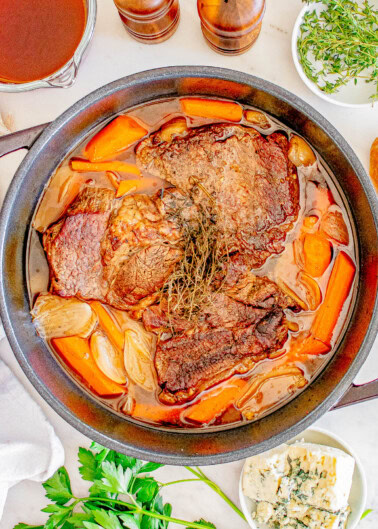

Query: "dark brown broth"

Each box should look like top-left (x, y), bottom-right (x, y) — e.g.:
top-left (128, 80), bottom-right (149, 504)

top-left (27, 97), bottom-right (357, 429)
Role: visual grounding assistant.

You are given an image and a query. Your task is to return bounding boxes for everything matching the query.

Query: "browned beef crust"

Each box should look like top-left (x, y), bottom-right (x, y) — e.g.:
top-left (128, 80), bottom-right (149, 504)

top-left (43, 188), bottom-right (185, 310)
top-left (137, 123), bottom-right (299, 267)
top-left (143, 275), bottom-right (300, 404)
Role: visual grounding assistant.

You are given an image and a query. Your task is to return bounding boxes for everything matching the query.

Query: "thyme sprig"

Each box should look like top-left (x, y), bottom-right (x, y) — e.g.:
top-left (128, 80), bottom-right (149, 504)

top-left (297, 0), bottom-right (378, 101)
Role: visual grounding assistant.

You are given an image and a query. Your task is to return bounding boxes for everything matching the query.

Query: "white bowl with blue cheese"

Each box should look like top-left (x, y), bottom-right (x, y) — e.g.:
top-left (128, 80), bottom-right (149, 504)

top-left (239, 428), bottom-right (367, 529)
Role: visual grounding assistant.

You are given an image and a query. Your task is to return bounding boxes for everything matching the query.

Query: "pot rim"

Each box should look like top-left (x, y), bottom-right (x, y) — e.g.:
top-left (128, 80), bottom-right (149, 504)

top-left (0, 66), bottom-right (377, 464)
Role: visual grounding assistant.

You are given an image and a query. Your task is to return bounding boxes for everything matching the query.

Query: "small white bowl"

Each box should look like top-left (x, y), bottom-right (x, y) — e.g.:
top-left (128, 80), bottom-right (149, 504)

top-left (291, 5), bottom-right (376, 108)
top-left (239, 427), bottom-right (367, 529)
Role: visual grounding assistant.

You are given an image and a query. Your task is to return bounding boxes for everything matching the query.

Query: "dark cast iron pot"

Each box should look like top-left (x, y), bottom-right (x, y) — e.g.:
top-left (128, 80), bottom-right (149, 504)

top-left (0, 66), bottom-right (377, 465)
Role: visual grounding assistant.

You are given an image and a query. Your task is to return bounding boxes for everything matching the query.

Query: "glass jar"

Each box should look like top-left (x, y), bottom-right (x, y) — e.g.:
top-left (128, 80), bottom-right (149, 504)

top-left (197, 0), bottom-right (266, 55)
top-left (114, 0), bottom-right (180, 44)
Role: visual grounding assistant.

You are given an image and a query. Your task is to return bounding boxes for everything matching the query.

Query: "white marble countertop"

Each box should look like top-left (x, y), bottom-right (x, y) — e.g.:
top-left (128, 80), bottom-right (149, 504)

top-left (0, 1), bottom-right (377, 528)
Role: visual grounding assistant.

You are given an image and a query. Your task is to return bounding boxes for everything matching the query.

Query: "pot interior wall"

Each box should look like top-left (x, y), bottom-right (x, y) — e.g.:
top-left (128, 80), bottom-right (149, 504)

top-left (1, 68), bottom-right (377, 464)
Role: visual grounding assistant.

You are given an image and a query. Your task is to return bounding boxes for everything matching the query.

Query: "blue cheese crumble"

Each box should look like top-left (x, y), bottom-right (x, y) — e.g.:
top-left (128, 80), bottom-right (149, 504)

top-left (242, 441), bottom-right (355, 529)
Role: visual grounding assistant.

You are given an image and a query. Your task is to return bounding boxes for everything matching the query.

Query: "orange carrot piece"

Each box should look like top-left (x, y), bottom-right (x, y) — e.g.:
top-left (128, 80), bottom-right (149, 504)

top-left (70, 160), bottom-right (141, 176)
top-left (84, 116), bottom-right (148, 162)
top-left (185, 378), bottom-right (247, 424)
top-left (287, 335), bottom-right (331, 361)
top-left (370, 137), bottom-right (378, 191)
top-left (303, 232), bottom-right (332, 277)
top-left (116, 179), bottom-right (143, 198)
top-left (132, 403), bottom-right (180, 424)
top-left (90, 302), bottom-right (124, 352)
top-left (311, 251), bottom-right (356, 346)
top-left (180, 98), bottom-right (242, 122)
top-left (52, 336), bottom-right (124, 396)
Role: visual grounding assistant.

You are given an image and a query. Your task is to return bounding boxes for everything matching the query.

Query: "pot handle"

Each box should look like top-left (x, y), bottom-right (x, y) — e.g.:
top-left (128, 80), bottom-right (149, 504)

top-left (0, 123), bottom-right (49, 158)
top-left (332, 378), bottom-right (378, 409)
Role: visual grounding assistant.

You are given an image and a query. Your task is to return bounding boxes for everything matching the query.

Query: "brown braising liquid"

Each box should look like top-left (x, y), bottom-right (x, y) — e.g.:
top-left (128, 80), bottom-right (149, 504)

top-left (0, 0), bottom-right (86, 83)
top-left (27, 98), bottom-right (357, 429)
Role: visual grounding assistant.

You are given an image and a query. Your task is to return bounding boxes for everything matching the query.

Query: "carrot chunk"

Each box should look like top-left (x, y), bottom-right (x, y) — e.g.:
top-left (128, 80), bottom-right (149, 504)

top-left (90, 302), bottom-right (124, 352)
top-left (70, 160), bottom-right (141, 175)
top-left (311, 251), bottom-right (356, 346)
top-left (131, 403), bottom-right (180, 424)
top-left (116, 179), bottom-right (143, 198)
top-left (52, 336), bottom-right (124, 396)
top-left (287, 335), bottom-right (331, 360)
top-left (370, 137), bottom-right (378, 191)
top-left (84, 116), bottom-right (148, 162)
top-left (303, 232), bottom-right (332, 277)
top-left (184, 378), bottom-right (247, 424)
top-left (180, 98), bottom-right (242, 122)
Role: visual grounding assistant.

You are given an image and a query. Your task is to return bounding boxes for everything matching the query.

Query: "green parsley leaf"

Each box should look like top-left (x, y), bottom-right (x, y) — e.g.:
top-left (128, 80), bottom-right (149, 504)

top-left (361, 508), bottom-right (373, 520)
top-left (114, 453), bottom-right (138, 471)
top-left (83, 522), bottom-right (102, 529)
top-left (100, 461), bottom-right (133, 494)
top-left (42, 467), bottom-right (73, 505)
top-left (119, 513), bottom-right (141, 529)
top-left (78, 447), bottom-right (101, 482)
top-left (41, 504), bottom-right (73, 529)
top-left (138, 462), bottom-right (164, 474)
top-left (132, 477), bottom-right (159, 503)
top-left (92, 509), bottom-right (123, 529)
top-left (65, 513), bottom-right (94, 528)
top-left (187, 520), bottom-right (216, 529)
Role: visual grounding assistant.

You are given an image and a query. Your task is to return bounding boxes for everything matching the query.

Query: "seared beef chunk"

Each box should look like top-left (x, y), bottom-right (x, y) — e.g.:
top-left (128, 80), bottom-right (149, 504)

top-left (137, 123), bottom-right (299, 267)
top-left (102, 193), bottom-right (182, 308)
top-left (43, 187), bottom-right (114, 300)
top-left (144, 278), bottom-right (299, 404)
top-left (153, 298), bottom-right (289, 404)
top-left (44, 188), bottom-right (186, 310)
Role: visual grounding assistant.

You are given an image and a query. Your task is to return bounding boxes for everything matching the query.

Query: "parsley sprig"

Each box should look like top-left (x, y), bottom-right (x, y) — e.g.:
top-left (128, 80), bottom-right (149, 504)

top-left (297, 0), bottom-right (378, 101)
top-left (14, 443), bottom-right (246, 529)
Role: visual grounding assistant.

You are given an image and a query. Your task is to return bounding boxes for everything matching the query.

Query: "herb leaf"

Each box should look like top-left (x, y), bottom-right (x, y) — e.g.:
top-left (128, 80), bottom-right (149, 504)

top-left (361, 508), bottom-right (373, 520)
top-left (100, 461), bottom-right (133, 494)
top-left (42, 467), bottom-right (73, 505)
top-left (119, 513), bottom-right (141, 529)
top-left (186, 520), bottom-right (216, 529)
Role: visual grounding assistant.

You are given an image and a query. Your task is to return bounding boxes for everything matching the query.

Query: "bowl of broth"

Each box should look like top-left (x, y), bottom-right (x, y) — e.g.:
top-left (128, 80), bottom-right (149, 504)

top-left (0, 0), bottom-right (96, 91)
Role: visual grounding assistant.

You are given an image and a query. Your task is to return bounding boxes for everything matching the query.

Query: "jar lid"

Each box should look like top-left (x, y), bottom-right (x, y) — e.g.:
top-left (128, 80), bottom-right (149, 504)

top-left (198, 0), bottom-right (266, 37)
top-left (115, 0), bottom-right (170, 17)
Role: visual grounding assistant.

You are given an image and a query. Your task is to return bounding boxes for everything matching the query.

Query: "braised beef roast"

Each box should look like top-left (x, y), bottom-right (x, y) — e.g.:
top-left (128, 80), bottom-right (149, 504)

top-left (137, 123), bottom-right (299, 268)
top-left (43, 123), bottom-right (301, 405)
top-left (44, 187), bottom-right (184, 310)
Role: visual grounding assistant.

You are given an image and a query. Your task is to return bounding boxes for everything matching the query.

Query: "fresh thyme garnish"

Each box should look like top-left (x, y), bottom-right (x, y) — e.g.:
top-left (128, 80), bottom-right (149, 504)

top-left (297, 0), bottom-right (378, 101)
top-left (161, 185), bottom-right (229, 326)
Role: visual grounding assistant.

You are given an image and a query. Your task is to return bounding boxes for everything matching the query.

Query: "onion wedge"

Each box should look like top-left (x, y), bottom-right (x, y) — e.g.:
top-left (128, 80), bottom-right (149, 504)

top-left (90, 330), bottom-right (127, 384)
top-left (31, 294), bottom-right (97, 340)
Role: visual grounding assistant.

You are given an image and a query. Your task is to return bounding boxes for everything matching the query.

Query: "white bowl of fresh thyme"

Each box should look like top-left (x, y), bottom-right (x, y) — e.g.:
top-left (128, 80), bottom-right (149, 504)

top-left (292, 0), bottom-right (378, 107)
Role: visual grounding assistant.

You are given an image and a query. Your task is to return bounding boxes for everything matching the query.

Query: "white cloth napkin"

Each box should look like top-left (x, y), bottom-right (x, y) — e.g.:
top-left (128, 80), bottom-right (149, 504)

top-left (0, 355), bottom-right (65, 518)
top-left (0, 111), bottom-right (64, 519)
